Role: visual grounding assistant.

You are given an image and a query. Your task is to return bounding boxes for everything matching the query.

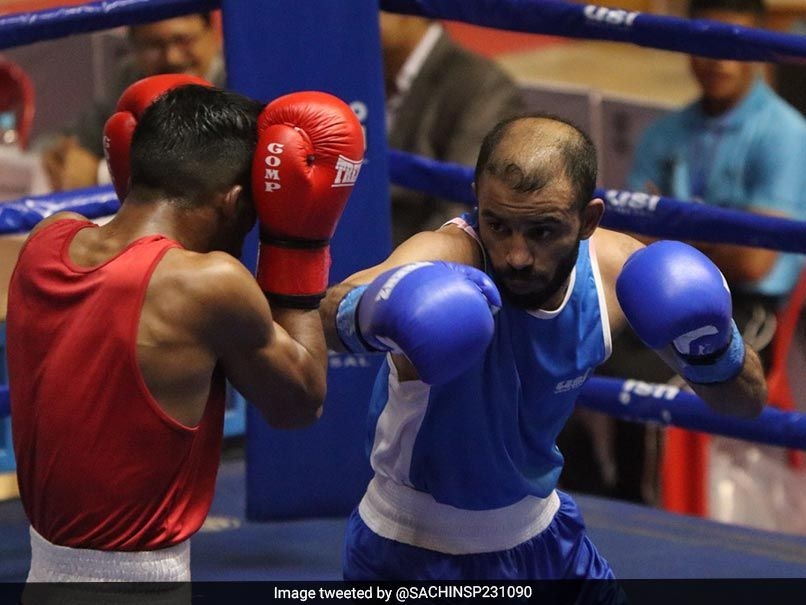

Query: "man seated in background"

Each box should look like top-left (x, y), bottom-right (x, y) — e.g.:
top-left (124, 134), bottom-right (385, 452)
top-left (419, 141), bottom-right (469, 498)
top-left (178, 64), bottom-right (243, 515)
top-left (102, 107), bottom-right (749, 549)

top-left (41, 12), bottom-right (224, 192)
top-left (380, 11), bottom-right (525, 245)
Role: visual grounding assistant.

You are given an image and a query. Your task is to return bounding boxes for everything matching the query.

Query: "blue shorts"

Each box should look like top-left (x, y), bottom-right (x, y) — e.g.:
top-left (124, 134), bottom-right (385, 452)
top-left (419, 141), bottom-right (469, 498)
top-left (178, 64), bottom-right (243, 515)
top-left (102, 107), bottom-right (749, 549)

top-left (343, 491), bottom-right (615, 581)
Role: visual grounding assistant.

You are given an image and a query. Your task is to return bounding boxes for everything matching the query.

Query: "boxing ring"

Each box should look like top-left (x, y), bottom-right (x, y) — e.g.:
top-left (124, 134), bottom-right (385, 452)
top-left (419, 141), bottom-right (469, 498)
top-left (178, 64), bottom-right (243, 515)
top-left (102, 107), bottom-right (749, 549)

top-left (0, 0), bottom-right (806, 597)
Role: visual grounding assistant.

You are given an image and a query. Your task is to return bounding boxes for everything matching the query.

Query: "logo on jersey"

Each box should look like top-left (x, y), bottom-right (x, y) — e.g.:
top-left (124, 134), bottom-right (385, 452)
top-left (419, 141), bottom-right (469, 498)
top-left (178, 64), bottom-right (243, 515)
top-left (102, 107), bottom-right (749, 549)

top-left (554, 369), bottom-right (591, 394)
top-left (333, 155), bottom-right (362, 187)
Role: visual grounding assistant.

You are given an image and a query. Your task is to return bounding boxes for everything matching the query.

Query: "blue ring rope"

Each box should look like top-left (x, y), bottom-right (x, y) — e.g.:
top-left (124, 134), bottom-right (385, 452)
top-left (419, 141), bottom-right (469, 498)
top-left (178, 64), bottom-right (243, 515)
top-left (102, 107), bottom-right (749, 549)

top-left (381, 0), bottom-right (806, 63)
top-left (389, 150), bottom-right (806, 254)
top-left (580, 376), bottom-right (806, 451)
top-left (0, 0), bottom-right (219, 50)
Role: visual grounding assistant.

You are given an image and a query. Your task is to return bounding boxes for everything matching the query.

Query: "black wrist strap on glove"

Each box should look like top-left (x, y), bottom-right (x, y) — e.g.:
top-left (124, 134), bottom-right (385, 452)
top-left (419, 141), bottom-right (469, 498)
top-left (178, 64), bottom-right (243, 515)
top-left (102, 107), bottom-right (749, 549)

top-left (265, 291), bottom-right (325, 310)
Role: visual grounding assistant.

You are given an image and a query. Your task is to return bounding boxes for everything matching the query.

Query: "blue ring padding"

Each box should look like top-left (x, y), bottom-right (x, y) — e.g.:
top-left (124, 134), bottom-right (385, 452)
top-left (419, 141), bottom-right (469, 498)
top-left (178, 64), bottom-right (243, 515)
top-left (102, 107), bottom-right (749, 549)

top-left (380, 0), bottom-right (806, 63)
top-left (2, 376), bottom-right (803, 451)
top-left (387, 150), bottom-right (806, 254)
top-left (0, 0), bottom-right (220, 50)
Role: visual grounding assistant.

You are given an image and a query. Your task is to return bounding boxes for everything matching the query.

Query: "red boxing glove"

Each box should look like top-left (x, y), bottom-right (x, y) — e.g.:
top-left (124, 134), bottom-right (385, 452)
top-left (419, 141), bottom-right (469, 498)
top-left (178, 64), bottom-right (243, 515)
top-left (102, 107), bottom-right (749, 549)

top-left (252, 91), bottom-right (364, 308)
top-left (103, 74), bottom-right (211, 201)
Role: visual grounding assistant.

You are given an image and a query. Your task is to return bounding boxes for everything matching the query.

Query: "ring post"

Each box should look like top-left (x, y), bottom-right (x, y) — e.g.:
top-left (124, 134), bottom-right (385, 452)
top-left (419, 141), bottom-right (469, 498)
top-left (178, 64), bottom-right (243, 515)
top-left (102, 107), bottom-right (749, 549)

top-left (220, 0), bottom-right (391, 519)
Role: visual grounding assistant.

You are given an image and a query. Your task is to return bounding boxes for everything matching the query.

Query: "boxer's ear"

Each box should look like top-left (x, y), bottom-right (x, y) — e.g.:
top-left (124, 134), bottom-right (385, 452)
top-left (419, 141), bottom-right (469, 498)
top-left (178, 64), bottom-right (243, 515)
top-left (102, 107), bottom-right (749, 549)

top-left (580, 198), bottom-right (604, 240)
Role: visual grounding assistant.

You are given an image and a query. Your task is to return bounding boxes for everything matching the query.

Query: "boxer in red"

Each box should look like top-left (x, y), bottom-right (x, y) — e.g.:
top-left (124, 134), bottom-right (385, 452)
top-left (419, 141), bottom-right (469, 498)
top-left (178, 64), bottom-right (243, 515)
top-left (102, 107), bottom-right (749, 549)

top-left (6, 75), bottom-right (364, 585)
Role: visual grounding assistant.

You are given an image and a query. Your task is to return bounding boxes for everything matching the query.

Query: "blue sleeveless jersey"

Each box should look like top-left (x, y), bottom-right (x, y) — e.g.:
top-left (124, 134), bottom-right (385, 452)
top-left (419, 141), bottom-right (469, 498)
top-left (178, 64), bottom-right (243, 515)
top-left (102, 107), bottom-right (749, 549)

top-left (365, 219), bottom-right (612, 511)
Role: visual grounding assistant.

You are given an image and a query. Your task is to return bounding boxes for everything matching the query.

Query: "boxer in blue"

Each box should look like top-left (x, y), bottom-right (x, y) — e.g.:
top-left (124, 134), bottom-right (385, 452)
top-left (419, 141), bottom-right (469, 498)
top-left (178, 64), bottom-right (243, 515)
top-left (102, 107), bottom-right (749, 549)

top-left (320, 114), bottom-right (767, 586)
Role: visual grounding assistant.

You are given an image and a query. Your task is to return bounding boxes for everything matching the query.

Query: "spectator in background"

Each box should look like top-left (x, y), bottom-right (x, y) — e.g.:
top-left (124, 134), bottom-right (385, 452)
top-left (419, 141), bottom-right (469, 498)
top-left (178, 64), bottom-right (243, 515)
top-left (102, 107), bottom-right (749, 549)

top-left (41, 12), bottom-right (224, 192)
top-left (564, 0), bottom-right (806, 506)
top-left (630, 0), bottom-right (805, 366)
top-left (380, 11), bottom-right (524, 245)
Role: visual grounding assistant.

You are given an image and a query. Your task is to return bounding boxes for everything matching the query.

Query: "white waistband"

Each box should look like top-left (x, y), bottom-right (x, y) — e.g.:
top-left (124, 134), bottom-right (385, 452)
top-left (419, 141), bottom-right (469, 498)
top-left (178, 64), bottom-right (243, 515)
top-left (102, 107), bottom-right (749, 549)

top-left (27, 526), bottom-right (191, 583)
top-left (358, 475), bottom-right (560, 555)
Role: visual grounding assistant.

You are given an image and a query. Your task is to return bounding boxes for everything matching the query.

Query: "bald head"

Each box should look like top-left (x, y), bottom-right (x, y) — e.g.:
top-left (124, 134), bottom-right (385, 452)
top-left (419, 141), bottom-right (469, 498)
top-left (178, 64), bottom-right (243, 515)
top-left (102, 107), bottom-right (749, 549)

top-left (474, 115), bottom-right (598, 209)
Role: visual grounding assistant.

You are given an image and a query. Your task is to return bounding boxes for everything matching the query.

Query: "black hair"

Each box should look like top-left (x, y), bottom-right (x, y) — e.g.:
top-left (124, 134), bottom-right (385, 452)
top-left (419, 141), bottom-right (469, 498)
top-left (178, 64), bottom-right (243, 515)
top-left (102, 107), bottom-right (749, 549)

top-left (130, 12), bottom-right (214, 34)
top-left (688, 0), bottom-right (765, 18)
top-left (474, 112), bottom-right (598, 210)
top-left (197, 12), bottom-right (214, 27)
top-left (129, 84), bottom-right (262, 204)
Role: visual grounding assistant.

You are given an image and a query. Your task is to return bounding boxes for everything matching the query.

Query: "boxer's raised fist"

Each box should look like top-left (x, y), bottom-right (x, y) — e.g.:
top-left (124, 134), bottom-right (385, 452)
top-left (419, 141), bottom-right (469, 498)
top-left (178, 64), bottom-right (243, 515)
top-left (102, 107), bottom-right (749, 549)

top-left (103, 74), bottom-right (211, 201)
top-left (336, 262), bottom-right (501, 385)
top-left (252, 91), bottom-right (364, 308)
top-left (617, 240), bottom-right (745, 384)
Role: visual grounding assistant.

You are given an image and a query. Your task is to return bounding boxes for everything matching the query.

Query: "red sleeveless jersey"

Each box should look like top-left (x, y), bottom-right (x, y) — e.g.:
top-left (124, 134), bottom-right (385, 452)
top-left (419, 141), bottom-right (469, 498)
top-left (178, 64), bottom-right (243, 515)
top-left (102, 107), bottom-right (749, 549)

top-left (7, 219), bottom-right (226, 551)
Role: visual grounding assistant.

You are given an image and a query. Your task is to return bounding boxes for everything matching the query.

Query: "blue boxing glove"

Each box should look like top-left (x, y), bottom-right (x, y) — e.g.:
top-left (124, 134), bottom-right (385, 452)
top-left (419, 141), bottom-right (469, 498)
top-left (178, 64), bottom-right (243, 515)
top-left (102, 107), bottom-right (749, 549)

top-left (336, 261), bottom-right (501, 385)
top-left (616, 241), bottom-right (745, 384)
